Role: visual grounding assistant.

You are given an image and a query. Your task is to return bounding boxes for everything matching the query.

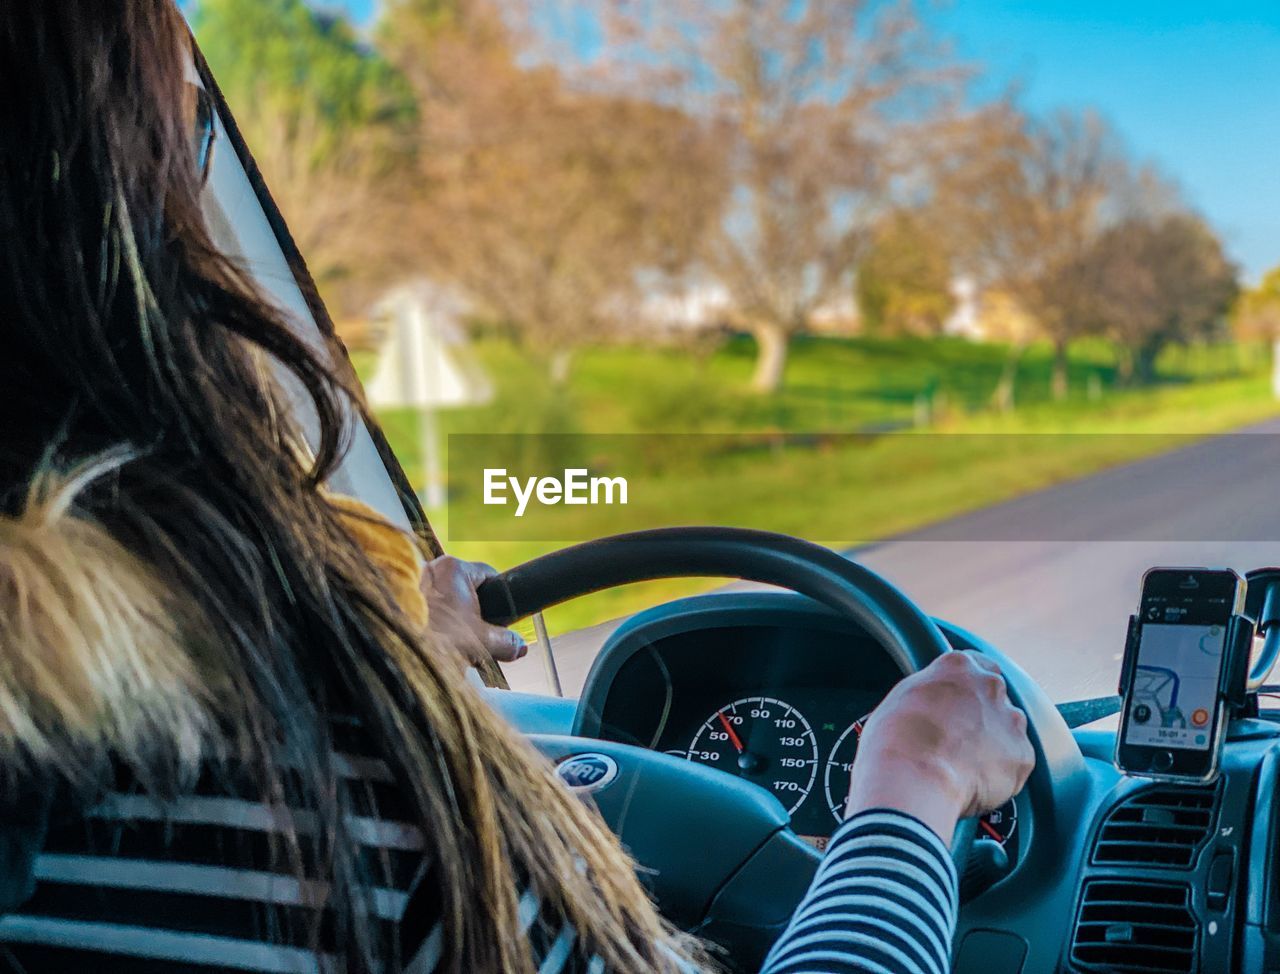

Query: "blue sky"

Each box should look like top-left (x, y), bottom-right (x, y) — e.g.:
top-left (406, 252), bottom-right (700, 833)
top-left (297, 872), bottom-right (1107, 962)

top-left (327, 0), bottom-right (1280, 281)
top-left (935, 0), bottom-right (1280, 282)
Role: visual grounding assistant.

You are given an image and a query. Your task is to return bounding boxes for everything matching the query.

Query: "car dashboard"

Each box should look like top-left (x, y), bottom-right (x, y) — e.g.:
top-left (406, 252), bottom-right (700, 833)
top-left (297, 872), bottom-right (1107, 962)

top-left (579, 615), bottom-right (1021, 854)
top-left (489, 591), bottom-right (1280, 973)
top-left (589, 621), bottom-right (900, 842)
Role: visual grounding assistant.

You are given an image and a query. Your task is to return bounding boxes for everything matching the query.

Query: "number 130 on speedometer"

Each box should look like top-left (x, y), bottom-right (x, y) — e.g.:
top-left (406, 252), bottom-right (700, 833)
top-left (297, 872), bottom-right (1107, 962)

top-left (686, 697), bottom-right (819, 814)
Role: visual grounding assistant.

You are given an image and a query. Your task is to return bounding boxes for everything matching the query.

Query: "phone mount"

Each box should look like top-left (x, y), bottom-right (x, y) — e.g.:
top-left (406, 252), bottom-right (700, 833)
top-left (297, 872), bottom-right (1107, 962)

top-left (1117, 612), bottom-right (1256, 717)
top-left (1243, 568), bottom-right (1280, 691)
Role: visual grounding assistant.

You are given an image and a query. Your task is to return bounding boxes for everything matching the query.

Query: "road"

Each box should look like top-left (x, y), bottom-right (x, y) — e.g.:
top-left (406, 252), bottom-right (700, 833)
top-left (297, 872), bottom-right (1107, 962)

top-left (502, 422), bottom-right (1280, 703)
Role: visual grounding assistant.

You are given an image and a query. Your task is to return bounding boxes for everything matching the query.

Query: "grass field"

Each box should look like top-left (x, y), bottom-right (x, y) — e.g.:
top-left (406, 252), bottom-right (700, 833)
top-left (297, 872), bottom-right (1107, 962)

top-left (352, 334), bottom-right (1280, 637)
top-left (363, 333), bottom-right (1258, 439)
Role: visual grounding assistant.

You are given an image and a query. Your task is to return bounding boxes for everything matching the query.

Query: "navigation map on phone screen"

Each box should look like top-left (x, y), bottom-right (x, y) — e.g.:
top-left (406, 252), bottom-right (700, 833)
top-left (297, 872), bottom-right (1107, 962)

top-left (1124, 621), bottom-right (1225, 750)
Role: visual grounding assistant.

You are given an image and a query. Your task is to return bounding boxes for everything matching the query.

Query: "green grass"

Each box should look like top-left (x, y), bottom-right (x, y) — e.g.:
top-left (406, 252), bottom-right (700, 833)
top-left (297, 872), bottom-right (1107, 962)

top-left (352, 334), bottom-right (1280, 636)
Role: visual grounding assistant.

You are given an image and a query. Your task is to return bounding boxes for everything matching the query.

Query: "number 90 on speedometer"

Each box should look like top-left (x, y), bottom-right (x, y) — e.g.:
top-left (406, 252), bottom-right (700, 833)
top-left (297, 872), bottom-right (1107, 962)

top-left (686, 697), bottom-right (818, 814)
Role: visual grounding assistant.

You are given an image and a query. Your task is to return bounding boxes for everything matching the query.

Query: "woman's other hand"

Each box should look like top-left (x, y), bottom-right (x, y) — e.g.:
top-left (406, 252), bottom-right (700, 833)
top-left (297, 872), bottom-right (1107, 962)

top-left (845, 651), bottom-right (1035, 844)
top-left (420, 557), bottom-right (528, 667)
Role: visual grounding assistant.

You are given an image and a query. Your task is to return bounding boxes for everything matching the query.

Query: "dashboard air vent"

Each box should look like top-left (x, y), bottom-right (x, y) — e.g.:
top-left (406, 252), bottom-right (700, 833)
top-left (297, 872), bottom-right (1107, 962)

top-left (1092, 784), bottom-right (1218, 867)
top-left (1070, 880), bottom-right (1197, 974)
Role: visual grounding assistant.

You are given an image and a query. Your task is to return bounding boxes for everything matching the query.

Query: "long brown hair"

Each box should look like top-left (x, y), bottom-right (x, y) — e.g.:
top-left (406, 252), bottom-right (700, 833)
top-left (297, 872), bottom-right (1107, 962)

top-left (0, 3), bottom-right (704, 971)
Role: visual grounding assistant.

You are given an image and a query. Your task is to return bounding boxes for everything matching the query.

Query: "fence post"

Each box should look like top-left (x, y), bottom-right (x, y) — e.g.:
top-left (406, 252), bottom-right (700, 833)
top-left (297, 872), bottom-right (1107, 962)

top-left (1087, 372), bottom-right (1102, 402)
top-left (1272, 339), bottom-right (1280, 400)
top-left (914, 391), bottom-right (930, 427)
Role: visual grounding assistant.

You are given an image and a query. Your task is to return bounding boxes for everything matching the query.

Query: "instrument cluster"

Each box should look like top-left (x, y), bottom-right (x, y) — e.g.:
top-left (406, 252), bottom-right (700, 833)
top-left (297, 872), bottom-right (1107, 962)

top-left (592, 620), bottom-right (1019, 855)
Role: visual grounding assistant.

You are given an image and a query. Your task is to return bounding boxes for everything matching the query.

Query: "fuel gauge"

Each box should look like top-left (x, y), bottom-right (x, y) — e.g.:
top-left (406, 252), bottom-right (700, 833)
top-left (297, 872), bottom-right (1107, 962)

top-left (978, 799), bottom-right (1018, 848)
top-left (824, 715), bottom-right (1020, 855)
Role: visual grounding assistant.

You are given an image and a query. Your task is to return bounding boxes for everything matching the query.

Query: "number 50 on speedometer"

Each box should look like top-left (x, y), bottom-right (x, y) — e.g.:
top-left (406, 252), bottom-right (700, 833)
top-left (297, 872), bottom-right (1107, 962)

top-left (686, 697), bottom-right (819, 813)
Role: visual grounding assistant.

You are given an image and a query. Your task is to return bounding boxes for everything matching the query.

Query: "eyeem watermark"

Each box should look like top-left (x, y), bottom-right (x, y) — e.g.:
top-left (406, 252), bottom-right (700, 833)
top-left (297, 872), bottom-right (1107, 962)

top-left (450, 432), bottom-right (1280, 542)
top-left (483, 468), bottom-right (629, 517)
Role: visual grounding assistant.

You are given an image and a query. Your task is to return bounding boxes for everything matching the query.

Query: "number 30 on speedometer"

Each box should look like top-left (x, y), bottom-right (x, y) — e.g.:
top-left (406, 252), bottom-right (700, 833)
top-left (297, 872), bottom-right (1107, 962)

top-left (686, 697), bottom-right (819, 813)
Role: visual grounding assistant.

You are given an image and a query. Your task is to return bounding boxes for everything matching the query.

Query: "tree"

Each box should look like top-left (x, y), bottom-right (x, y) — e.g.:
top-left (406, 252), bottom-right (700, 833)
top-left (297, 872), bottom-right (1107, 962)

top-left (1233, 266), bottom-right (1280, 397)
top-left (938, 108), bottom-right (1145, 399)
top-left (380, 1), bottom-right (723, 384)
top-left (856, 211), bottom-right (956, 336)
top-left (1089, 214), bottom-right (1237, 384)
top-left (193, 0), bottom-right (415, 315)
top-left (580, 0), bottom-right (968, 392)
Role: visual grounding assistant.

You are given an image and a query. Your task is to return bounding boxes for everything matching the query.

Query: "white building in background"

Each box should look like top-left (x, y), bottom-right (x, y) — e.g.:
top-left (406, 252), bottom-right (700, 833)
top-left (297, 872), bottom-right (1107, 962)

top-left (633, 280), bottom-right (735, 334)
top-left (810, 293), bottom-right (860, 334)
top-left (630, 278), bottom-right (862, 336)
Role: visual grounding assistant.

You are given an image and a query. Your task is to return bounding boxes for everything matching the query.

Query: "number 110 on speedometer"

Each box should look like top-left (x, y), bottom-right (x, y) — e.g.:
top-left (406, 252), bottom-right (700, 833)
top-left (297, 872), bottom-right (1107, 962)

top-left (686, 697), bottom-right (819, 814)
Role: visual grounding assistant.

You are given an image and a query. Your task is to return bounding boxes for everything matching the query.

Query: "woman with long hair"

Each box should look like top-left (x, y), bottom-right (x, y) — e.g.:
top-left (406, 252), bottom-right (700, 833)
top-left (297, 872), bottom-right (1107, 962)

top-left (0, 3), bottom-right (1032, 972)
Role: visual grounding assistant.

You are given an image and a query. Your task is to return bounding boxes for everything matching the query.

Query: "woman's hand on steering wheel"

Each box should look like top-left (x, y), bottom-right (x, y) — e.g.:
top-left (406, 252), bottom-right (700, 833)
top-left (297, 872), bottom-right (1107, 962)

top-left (845, 651), bottom-right (1035, 845)
top-left (421, 557), bottom-right (529, 667)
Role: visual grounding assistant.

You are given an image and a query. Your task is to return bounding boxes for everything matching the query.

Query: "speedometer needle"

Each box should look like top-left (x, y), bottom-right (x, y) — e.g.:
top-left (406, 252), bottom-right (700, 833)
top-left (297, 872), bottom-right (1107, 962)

top-left (979, 820), bottom-right (1003, 842)
top-left (717, 711), bottom-right (745, 753)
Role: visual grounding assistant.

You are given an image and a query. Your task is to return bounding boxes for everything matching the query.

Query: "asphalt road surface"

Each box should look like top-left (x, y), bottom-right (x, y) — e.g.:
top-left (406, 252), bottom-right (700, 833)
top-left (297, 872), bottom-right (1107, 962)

top-left (502, 422), bottom-right (1280, 704)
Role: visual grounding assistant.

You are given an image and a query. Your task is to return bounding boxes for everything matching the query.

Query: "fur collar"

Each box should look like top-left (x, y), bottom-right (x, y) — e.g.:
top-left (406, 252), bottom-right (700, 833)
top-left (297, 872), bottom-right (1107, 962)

top-left (0, 461), bottom-right (212, 783)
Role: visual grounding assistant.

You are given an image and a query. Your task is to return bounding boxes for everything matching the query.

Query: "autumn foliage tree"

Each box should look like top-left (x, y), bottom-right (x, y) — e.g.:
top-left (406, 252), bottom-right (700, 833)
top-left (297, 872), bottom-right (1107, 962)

top-left (1235, 269), bottom-right (1280, 343)
top-left (574, 0), bottom-right (968, 392)
top-left (381, 0), bottom-right (725, 384)
top-left (1233, 266), bottom-right (1280, 397)
top-left (193, 0), bottom-right (415, 316)
top-left (1089, 214), bottom-right (1237, 384)
top-left (856, 210), bottom-right (956, 336)
top-left (938, 108), bottom-right (1152, 398)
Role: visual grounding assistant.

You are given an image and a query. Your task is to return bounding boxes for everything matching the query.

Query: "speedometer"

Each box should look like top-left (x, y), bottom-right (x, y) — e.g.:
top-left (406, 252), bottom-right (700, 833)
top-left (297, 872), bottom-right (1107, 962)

top-left (686, 697), bottom-right (818, 814)
top-left (823, 713), bottom-right (872, 822)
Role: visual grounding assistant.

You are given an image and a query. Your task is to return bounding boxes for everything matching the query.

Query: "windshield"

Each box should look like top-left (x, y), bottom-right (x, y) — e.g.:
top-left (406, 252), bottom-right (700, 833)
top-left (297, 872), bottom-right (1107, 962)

top-left (193, 1), bottom-right (1280, 703)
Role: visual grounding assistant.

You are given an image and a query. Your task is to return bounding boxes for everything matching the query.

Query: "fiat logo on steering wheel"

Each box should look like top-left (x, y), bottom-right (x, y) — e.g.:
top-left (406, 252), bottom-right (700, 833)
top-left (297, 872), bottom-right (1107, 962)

top-left (556, 753), bottom-right (619, 793)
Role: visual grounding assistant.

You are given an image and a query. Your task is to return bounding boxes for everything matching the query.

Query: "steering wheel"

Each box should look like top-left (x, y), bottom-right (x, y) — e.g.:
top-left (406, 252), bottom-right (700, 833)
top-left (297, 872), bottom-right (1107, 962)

top-left (477, 527), bottom-right (974, 961)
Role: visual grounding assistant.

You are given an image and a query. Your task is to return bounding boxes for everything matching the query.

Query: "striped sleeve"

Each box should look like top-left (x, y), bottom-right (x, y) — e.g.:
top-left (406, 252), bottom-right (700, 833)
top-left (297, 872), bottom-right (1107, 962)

top-left (759, 809), bottom-right (959, 974)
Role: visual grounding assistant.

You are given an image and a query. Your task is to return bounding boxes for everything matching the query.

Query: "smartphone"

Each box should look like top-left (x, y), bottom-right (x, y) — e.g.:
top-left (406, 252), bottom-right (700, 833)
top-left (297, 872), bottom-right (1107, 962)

top-left (1115, 567), bottom-right (1244, 782)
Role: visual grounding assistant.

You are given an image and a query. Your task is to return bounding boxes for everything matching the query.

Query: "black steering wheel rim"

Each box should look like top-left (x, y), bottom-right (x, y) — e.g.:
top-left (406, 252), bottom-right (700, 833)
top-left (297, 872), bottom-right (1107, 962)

top-left (476, 526), bottom-right (953, 671)
top-left (476, 526), bottom-right (974, 952)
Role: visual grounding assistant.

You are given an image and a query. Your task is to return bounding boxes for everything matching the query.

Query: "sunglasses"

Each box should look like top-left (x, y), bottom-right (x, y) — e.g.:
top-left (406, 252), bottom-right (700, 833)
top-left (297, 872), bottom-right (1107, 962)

top-left (191, 84), bottom-right (216, 186)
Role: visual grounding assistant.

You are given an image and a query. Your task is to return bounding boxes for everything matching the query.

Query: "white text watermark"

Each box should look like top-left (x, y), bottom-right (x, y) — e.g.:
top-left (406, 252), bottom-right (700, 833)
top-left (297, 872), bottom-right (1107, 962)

top-left (483, 468), bottom-right (629, 517)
